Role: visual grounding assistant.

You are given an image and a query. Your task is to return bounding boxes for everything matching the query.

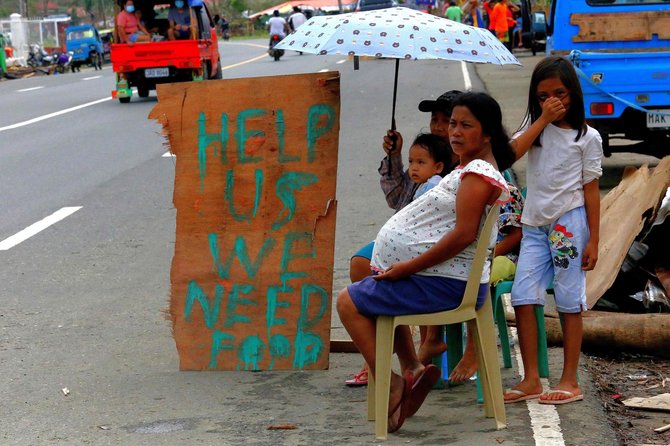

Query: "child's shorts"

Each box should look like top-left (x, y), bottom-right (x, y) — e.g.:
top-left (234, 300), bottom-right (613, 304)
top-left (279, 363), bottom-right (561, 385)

top-left (511, 206), bottom-right (589, 313)
top-left (351, 241), bottom-right (374, 261)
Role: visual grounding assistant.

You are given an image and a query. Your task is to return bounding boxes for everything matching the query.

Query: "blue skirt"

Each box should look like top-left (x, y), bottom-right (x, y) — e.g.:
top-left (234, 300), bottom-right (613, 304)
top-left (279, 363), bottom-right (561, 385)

top-left (347, 274), bottom-right (488, 318)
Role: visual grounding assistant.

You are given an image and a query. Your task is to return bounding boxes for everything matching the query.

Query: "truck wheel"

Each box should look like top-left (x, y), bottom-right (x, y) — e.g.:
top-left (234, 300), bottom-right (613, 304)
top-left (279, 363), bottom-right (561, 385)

top-left (119, 97), bottom-right (131, 103)
top-left (137, 87), bottom-right (149, 98)
top-left (214, 60), bottom-right (222, 80)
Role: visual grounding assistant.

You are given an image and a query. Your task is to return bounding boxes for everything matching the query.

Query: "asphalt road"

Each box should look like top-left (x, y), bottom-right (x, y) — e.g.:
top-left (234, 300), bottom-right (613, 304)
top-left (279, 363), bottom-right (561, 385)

top-left (1, 40), bottom-right (657, 445)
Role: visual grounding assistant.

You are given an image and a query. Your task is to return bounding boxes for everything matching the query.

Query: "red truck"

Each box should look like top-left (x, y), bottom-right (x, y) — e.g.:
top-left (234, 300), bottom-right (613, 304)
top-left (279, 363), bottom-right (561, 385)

top-left (111, 0), bottom-right (221, 103)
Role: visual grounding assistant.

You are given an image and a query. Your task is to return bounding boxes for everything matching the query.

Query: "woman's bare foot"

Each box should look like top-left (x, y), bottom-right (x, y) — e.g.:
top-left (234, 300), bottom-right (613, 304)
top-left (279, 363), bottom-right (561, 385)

top-left (448, 349), bottom-right (478, 383)
top-left (418, 340), bottom-right (447, 365)
top-left (503, 378), bottom-right (544, 403)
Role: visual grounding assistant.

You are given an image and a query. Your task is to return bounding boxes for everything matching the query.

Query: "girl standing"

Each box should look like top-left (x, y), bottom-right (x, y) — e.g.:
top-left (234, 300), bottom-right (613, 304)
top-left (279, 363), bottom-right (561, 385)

top-left (504, 56), bottom-right (603, 405)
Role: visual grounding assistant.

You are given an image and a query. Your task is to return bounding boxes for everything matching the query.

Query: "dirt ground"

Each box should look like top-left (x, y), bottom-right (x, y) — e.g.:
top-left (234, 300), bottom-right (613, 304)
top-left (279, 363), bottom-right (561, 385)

top-left (585, 352), bottom-right (670, 446)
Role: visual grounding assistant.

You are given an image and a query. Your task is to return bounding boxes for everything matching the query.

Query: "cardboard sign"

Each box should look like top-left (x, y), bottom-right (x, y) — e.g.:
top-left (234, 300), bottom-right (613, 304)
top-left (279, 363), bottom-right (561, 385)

top-left (149, 72), bottom-right (340, 370)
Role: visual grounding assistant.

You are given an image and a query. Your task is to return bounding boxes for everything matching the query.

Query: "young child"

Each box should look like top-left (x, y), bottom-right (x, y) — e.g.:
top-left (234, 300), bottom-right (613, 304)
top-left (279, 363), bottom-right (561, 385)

top-left (409, 133), bottom-right (451, 200)
top-left (504, 56), bottom-right (603, 405)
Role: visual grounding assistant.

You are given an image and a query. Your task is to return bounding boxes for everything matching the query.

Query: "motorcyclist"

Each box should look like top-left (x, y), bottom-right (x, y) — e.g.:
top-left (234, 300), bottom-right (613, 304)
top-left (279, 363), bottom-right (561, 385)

top-left (266, 10), bottom-right (288, 49)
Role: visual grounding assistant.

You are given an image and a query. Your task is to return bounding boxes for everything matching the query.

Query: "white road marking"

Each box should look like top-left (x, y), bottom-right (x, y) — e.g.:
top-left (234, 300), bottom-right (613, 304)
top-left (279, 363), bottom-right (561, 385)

top-left (336, 59), bottom-right (347, 64)
top-left (82, 75), bottom-right (102, 80)
top-left (17, 86), bottom-right (45, 92)
top-left (162, 151), bottom-right (175, 157)
top-left (0, 207), bottom-right (82, 251)
top-left (318, 68), bottom-right (329, 72)
top-left (0, 97), bottom-right (112, 133)
top-left (221, 53), bottom-right (269, 71)
top-left (461, 61), bottom-right (472, 91)
top-left (503, 295), bottom-right (566, 446)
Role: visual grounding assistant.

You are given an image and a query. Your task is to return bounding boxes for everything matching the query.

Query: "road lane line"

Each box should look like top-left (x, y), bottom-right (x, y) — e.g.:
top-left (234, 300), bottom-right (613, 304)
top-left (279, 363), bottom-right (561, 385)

top-left (318, 68), bottom-right (329, 72)
top-left (82, 75), bottom-right (102, 80)
top-left (17, 86), bottom-right (45, 92)
top-left (162, 151), bottom-right (175, 157)
top-left (0, 97), bottom-right (112, 133)
top-left (461, 61), bottom-right (472, 91)
top-left (221, 53), bottom-right (269, 71)
top-left (0, 207), bottom-right (82, 251)
top-left (504, 295), bottom-right (566, 446)
top-left (336, 59), bottom-right (347, 64)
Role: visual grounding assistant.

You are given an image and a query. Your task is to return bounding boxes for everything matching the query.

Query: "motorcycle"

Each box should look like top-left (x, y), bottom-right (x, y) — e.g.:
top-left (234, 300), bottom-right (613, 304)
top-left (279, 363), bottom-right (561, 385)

top-left (27, 44), bottom-right (56, 67)
top-left (268, 34), bottom-right (284, 61)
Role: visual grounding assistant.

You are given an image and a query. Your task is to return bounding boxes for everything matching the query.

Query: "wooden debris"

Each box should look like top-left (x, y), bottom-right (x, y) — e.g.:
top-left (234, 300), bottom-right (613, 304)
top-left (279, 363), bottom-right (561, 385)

top-left (267, 423), bottom-right (298, 430)
top-left (654, 423), bottom-right (670, 433)
top-left (622, 393), bottom-right (670, 412)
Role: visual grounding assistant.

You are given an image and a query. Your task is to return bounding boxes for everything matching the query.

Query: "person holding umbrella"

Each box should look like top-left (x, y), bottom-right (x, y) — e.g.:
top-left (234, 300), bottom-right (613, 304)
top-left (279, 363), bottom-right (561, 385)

top-left (337, 92), bottom-right (515, 433)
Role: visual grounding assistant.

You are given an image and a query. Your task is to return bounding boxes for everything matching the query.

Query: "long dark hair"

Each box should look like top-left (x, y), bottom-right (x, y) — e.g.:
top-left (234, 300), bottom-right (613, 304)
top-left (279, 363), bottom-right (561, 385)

top-left (411, 133), bottom-right (454, 176)
top-left (451, 92), bottom-right (515, 172)
top-left (520, 56), bottom-right (587, 144)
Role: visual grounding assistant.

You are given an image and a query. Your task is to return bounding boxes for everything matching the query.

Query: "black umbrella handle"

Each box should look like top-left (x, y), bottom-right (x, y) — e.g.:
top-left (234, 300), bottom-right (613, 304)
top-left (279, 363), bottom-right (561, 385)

top-left (387, 59), bottom-right (400, 179)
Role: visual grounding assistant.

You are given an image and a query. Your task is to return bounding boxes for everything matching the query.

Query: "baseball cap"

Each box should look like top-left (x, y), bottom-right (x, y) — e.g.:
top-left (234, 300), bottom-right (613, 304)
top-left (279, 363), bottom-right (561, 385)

top-left (418, 90), bottom-right (463, 114)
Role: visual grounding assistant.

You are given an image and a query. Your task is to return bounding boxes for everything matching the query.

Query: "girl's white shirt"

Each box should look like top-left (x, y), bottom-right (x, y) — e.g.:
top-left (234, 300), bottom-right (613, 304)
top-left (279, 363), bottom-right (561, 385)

top-left (514, 123), bottom-right (603, 227)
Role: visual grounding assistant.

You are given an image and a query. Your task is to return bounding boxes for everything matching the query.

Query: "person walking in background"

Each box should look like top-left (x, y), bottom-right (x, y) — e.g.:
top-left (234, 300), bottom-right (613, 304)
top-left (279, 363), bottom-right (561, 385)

top-left (445, 1), bottom-right (463, 22)
top-left (288, 6), bottom-right (307, 32)
top-left (461, 0), bottom-right (485, 28)
top-left (503, 56), bottom-right (603, 405)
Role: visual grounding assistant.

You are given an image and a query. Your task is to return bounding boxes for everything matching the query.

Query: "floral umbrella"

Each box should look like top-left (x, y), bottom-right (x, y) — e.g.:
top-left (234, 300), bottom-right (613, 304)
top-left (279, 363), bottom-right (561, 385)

top-left (275, 7), bottom-right (521, 171)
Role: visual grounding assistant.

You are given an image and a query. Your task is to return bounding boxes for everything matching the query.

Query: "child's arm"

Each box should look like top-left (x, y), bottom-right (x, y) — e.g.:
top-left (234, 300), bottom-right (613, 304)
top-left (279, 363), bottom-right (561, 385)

top-left (379, 129), bottom-right (414, 210)
top-left (510, 96), bottom-right (565, 160)
top-left (582, 179), bottom-right (600, 271)
top-left (495, 227), bottom-right (521, 257)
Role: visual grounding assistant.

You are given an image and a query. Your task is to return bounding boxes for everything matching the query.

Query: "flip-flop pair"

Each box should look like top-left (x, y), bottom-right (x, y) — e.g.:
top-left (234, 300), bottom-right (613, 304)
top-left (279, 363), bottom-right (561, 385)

top-left (504, 388), bottom-right (584, 405)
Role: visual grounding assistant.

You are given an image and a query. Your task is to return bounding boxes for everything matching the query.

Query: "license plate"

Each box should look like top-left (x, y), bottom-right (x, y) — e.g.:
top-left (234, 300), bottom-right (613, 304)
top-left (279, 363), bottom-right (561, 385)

top-left (646, 109), bottom-right (670, 129)
top-left (145, 67), bottom-right (169, 78)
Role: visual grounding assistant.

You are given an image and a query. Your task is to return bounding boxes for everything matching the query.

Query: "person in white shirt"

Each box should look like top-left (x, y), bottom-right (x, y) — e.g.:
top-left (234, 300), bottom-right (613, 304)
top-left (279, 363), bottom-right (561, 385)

top-left (287, 6), bottom-right (307, 32)
top-left (504, 56), bottom-right (602, 406)
top-left (266, 10), bottom-right (288, 48)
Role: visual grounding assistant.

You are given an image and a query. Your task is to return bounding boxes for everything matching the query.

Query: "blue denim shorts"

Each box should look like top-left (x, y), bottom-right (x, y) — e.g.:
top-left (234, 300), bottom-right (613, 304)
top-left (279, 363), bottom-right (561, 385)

top-left (511, 206), bottom-right (589, 313)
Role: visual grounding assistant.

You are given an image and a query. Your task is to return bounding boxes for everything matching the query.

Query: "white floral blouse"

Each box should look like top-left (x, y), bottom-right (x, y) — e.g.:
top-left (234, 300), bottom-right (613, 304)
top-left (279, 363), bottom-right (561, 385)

top-left (371, 159), bottom-right (510, 283)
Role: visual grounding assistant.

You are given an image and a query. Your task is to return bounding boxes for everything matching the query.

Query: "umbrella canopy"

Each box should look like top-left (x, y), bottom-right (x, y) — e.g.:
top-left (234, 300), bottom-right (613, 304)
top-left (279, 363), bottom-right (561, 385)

top-left (275, 6), bottom-right (521, 66)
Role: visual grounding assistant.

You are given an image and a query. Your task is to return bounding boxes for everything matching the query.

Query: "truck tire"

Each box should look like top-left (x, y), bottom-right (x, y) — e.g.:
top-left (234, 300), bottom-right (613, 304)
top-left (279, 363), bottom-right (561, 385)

top-left (137, 87), bottom-right (149, 98)
top-left (119, 97), bottom-right (131, 103)
top-left (214, 60), bottom-right (222, 80)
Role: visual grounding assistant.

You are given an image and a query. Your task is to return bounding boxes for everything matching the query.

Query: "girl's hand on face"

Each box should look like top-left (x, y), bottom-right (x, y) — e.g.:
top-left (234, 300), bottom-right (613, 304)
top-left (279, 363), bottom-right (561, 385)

top-left (383, 130), bottom-right (403, 157)
top-left (372, 261), bottom-right (413, 281)
top-left (539, 96), bottom-right (566, 124)
top-left (581, 240), bottom-right (599, 271)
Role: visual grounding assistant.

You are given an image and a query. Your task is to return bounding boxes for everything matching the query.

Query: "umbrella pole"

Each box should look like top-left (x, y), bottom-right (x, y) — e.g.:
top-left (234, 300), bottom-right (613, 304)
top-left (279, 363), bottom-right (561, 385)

top-left (388, 58), bottom-right (399, 178)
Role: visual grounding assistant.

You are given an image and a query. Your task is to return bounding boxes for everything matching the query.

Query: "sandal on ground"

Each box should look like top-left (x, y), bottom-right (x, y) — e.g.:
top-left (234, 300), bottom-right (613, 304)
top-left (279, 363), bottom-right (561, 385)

top-left (503, 388), bottom-right (542, 404)
top-left (539, 389), bottom-right (583, 405)
top-left (345, 368), bottom-right (368, 387)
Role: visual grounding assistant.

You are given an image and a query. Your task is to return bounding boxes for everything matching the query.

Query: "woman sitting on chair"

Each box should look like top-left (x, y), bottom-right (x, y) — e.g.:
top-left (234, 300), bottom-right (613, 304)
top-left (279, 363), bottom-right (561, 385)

top-left (337, 92), bottom-right (515, 434)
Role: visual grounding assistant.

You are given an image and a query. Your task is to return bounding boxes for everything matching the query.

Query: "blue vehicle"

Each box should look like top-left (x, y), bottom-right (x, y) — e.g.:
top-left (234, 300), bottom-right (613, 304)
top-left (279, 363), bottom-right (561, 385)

top-left (547, 0), bottom-right (670, 158)
top-left (65, 25), bottom-right (104, 71)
